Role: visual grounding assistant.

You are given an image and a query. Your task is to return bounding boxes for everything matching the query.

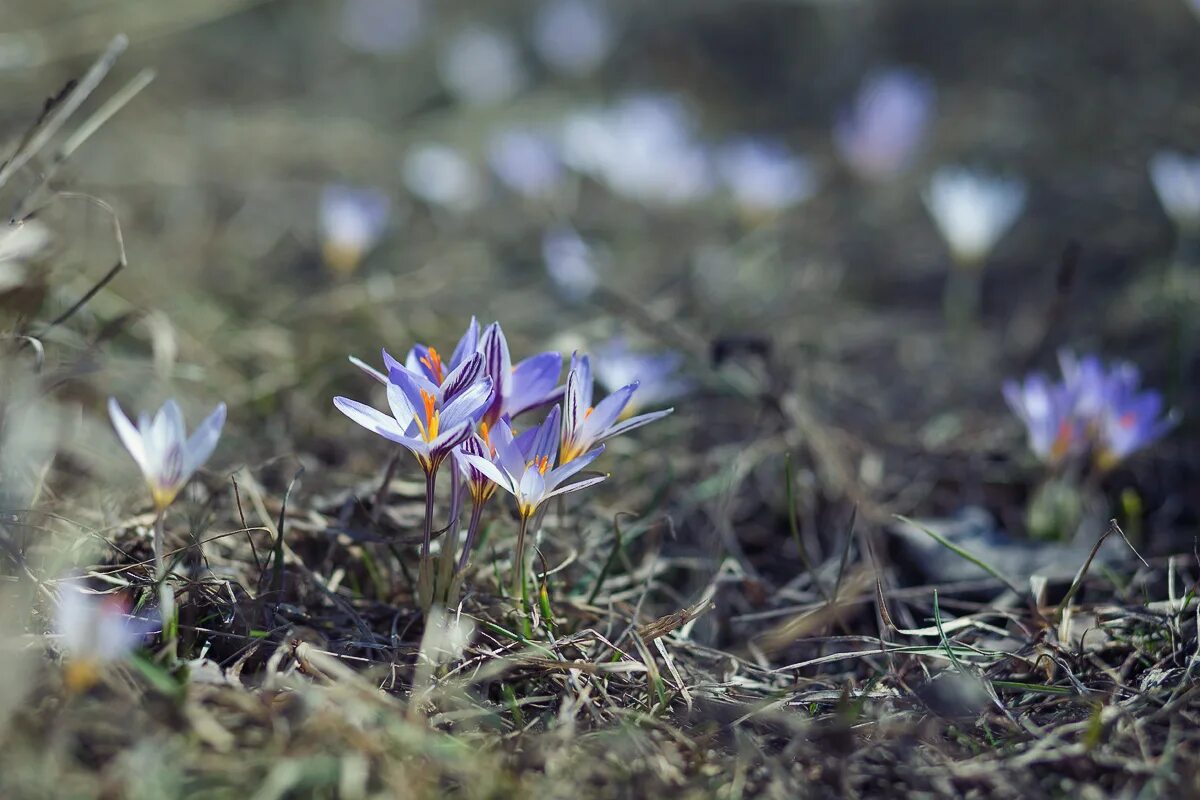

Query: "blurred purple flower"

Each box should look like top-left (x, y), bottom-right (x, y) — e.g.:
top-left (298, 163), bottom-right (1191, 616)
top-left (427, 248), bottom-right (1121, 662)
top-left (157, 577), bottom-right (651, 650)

top-left (532, 0), bottom-right (615, 77)
top-left (1149, 151), bottom-right (1200, 231)
top-left (715, 137), bottom-right (816, 215)
top-left (437, 25), bottom-right (525, 106)
top-left (319, 184), bottom-right (390, 274)
top-left (402, 143), bottom-right (482, 213)
top-left (1002, 373), bottom-right (1080, 464)
top-left (542, 225), bottom-right (599, 303)
top-left (478, 322), bottom-right (565, 427)
top-left (560, 352), bottom-right (673, 463)
top-left (338, 0), bottom-right (426, 56)
top-left (56, 584), bottom-right (156, 691)
top-left (592, 337), bottom-right (690, 415)
top-left (487, 127), bottom-right (565, 198)
top-left (833, 68), bottom-right (935, 181)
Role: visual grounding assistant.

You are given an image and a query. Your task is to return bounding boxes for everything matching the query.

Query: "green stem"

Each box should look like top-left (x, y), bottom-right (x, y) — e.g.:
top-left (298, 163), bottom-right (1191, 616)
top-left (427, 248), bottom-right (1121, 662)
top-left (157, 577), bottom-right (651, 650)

top-left (417, 468), bottom-right (437, 613)
top-left (154, 509), bottom-right (176, 660)
top-left (511, 514), bottom-right (529, 604)
top-left (943, 264), bottom-right (983, 337)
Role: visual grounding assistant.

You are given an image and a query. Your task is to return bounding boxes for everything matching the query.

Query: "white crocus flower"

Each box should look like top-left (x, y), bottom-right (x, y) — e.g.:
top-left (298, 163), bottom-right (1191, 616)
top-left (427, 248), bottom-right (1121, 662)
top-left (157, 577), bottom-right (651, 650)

top-left (108, 398), bottom-right (226, 512)
top-left (1148, 151), bottom-right (1200, 232)
top-left (402, 143), bottom-right (483, 214)
top-left (318, 184), bottom-right (390, 274)
top-left (532, 0), bottom-right (615, 78)
top-left (923, 167), bottom-right (1026, 267)
top-left (437, 25), bottom-right (525, 107)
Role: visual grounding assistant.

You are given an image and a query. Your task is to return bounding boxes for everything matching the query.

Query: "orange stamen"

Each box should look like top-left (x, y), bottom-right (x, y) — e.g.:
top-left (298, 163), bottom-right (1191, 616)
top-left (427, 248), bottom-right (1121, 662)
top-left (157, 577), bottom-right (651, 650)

top-left (584, 407), bottom-right (594, 419)
top-left (418, 389), bottom-right (439, 441)
top-left (538, 456), bottom-right (550, 474)
top-left (1119, 412), bottom-right (1137, 429)
top-left (419, 347), bottom-right (445, 384)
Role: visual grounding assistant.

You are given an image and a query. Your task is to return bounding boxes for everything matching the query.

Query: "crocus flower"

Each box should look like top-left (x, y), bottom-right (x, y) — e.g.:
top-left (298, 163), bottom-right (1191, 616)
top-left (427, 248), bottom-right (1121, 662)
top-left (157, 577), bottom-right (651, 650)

top-left (108, 398), bottom-right (226, 512)
top-left (477, 322), bottom-right (564, 427)
top-left (1002, 373), bottom-right (1080, 464)
top-left (559, 353), bottom-right (673, 463)
top-left (833, 68), bottom-right (935, 181)
top-left (333, 361), bottom-right (492, 473)
top-left (350, 317), bottom-right (480, 392)
top-left (1069, 357), bottom-right (1178, 469)
top-left (560, 93), bottom-right (713, 207)
top-left (402, 143), bottom-right (483, 213)
top-left (542, 225), bottom-right (599, 303)
top-left (436, 24), bottom-right (525, 107)
top-left (56, 584), bottom-right (155, 691)
top-left (592, 337), bottom-right (690, 417)
top-left (924, 167), bottom-right (1026, 267)
top-left (714, 137), bottom-right (816, 216)
top-left (531, 0), bottom-right (614, 77)
top-left (318, 184), bottom-right (390, 274)
top-left (1148, 151), bottom-right (1200, 232)
top-left (460, 407), bottom-right (605, 521)
top-left (486, 127), bottom-right (565, 199)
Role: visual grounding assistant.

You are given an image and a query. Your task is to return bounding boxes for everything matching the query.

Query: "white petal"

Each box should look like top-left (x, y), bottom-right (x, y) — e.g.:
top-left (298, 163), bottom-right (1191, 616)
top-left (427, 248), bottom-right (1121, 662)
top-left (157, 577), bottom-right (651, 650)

top-left (108, 398), bottom-right (149, 477)
top-left (183, 403), bottom-right (226, 478)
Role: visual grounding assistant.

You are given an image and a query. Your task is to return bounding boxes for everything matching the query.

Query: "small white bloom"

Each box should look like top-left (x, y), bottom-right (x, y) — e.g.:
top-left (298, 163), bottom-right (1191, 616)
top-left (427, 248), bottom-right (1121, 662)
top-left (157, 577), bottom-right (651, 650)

top-left (542, 225), bottom-right (598, 302)
top-left (338, 0), bottom-right (426, 56)
top-left (108, 398), bottom-right (226, 511)
top-left (560, 93), bottom-right (712, 207)
top-left (486, 127), bottom-right (564, 198)
top-left (437, 25), bottom-right (525, 107)
top-left (402, 143), bottom-right (483, 213)
top-left (1148, 151), bottom-right (1200, 231)
top-left (318, 184), bottom-right (390, 274)
top-left (715, 137), bottom-right (816, 215)
top-left (532, 0), bottom-right (614, 77)
top-left (923, 167), bottom-right (1027, 267)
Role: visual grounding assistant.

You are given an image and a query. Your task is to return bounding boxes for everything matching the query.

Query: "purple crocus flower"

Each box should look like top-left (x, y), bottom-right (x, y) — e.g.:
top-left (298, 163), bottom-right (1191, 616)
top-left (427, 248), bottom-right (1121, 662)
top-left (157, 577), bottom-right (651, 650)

top-left (1002, 373), bottom-right (1080, 464)
top-left (459, 406), bottom-right (606, 521)
top-left (833, 68), bottom-right (935, 181)
top-left (592, 337), bottom-right (690, 417)
top-left (350, 318), bottom-right (480, 396)
top-left (560, 352), bottom-right (673, 463)
top-left (478, 322), bottom-right (564, 427)
top-left (1078, 359), bottom-right (1178, 469)
top-left (333, 364), bottom-right (492, 473)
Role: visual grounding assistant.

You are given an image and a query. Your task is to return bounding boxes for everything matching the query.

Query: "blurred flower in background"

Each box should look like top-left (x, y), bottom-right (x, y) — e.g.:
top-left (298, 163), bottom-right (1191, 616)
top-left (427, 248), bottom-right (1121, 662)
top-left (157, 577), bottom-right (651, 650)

top-left (561, 93), bottom-right (712, 206)
top-left (437, 24), bottom-right (526, 106)
top-left (532, 0), bottom-right (615, 78)
top-left (55, 584), bottom-right (155, 692)
top-left (715, 136), bottom-right (816, 218)
top-left (338, 0), bottom-right (427, 56)
top-left (487, 127), bottom-right (565, 199)
top-left (1002, 373), bottom-right (1080, 465)
top-left (1148, 151), bottom-right (1200, 233)
top-left (318, 184), bottom-right (390, 275)
top-left (923, 167), bottom-right (1026, 267)
top-left (833, 68), bottom-right (935, 181)
top-left (542, 226), bottom-right (599, 302)
top-left (592, 337), bottom-right (690, 416)
top-left (403, 143), bottom-right (483, 213)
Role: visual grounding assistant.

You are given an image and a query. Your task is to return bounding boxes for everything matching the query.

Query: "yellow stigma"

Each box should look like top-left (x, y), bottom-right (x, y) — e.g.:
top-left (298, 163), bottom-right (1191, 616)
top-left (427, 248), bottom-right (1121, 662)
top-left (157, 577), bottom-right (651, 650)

top-left (64, 659), bottom-right (102, 694)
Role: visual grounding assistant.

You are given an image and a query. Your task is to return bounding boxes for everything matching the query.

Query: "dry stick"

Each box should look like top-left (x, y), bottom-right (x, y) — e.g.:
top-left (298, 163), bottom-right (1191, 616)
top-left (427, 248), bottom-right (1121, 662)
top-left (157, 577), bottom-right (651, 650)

top-left (0, 34), bottom-right (128, 195)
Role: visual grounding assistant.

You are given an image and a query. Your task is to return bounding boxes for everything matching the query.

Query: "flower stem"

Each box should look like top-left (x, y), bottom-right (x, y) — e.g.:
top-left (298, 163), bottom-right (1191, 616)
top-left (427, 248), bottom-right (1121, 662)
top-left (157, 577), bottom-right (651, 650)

top-left (943, 264), bottom-right (983, 337)
top-left (457, 500), bottom-right (486, 573)
top-left (417, 468), bottom-right (437, 613)
top-left (511, 514), bottom-right (529, 605)
top-left (154, 509), bottom-right (177, 660)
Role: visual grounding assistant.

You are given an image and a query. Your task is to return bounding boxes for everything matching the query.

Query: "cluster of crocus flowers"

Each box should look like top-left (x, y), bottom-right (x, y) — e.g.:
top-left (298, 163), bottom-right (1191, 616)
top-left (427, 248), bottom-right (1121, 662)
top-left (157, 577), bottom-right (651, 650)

top-left (54, 583), bottom-right (156, 692)
top-left (1003, 351), bottom-right (1177, 471)
top-left (334, 320), bottom-right (675, 611)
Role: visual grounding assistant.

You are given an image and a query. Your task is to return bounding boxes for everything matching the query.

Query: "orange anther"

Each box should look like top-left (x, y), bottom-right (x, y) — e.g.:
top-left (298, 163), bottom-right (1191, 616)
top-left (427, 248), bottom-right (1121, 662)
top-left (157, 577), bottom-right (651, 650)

top-left (419, 347), bottom-right (445, 383)
top-left (584, 407), bottom-right (594, 419)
